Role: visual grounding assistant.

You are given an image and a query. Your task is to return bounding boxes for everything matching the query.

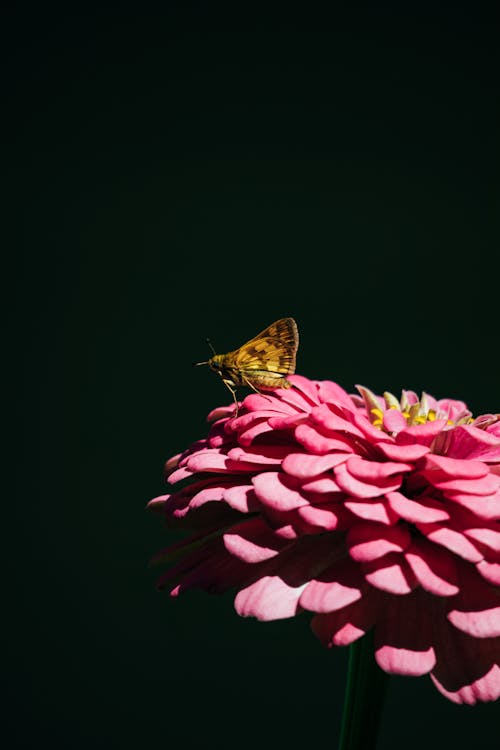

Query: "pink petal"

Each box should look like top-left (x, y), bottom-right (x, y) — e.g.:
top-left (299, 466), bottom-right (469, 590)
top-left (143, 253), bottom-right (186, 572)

top-left (296, 501), bottom-right (354, 531)
top-left (157, 537), bottom-right (250, 595)
top-left (430, 473), bottom-right (500, 495)
top-left (421, 454), bottom-right (489, 479)
top-left (346, 456), bottom-right (413, 480)
top-left (344, 499), bottom-right (397, 525)
top-left (335, 462), bottom-right (404, 498)
top-left (404, 537), bottom-right (459, 596)
top-left (362, 553), bottom-right (417, 594)
top-left (186, 451), bottom-right (230, 473)
top-left (463, 525), bottom-right (500, 553)
top-left (223, 485), bottom-right (260, 513)
top-left (376, 442), bottom-right (430, 461)
top-left (350, 411), bottom-right (394, 444)
top-left (431, 622), bottom-right (500, 704)
top-left (301, 475), bottom-right (344, 494)
top-left (295, 423), bottom-right (355, 455)
top-left (310, 589), bottom-right (381, 647)
top-left (167, 466), bottom-right (194, 483)
top-left (299, 558), bottom-right (365, 613)
top-left (416, 522), bottom-right (483, 563)
top-left (227, 445), bottom-right (292, 465)
top-left (317, 379), bottom-right (357, 409)
top-left (347, 522), bottom-right (411, 562)
top-left (375, 590), bottom-right (436, 676)
top-left (444, 424), bottom-right (500, 463)
top-left (287, 374), bottom-right (323, 404)
top-left (252, 472), bottom-right (308, 511)
top-left (375, 643), bottom-right (436, 676)
top-left (241, 393), bottom-right (297, 414)
top-left (147, 494), bottom-right (170, 511)
top-left (476, 560), bottom-right (500, 585)
top-left (237, 419), bottom-right (276, 446)
top-left (432, 663), bottom-right (500, 704)
top-left (310, 403), bottom-right (365, 438)
top-left (383, 409), bottom-right (408, 433)
top-left (234, 574), bottom-right (306, 620)
top-left (443, 490), bottom-right (500, 520)
top-left (223, 519), bottom-right (289, 563)
top-left (448, 606), bottom-right (500, 639)
top-left (385, 490), bottom-right (450, 523)
top-left (396, 420), bottom-right (448, 447)
top-left (282, 452), bottom-right (349, 479)
top-left (447, 565), bottom-right (500, 638)
top-left (234, 536), bottom-right (338, 620)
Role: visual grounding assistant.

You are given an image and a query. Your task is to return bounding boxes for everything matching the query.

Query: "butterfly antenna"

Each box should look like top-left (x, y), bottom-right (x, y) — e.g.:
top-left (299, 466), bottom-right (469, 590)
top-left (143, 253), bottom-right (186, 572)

top-left (193, 337), bottom-right (217, 366)
top-left (206, 337), bottom-right (217, 356)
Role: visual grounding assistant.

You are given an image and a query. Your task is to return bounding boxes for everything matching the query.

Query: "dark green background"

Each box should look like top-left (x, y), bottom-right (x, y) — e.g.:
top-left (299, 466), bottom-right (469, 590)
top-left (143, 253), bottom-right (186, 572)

top-left (8, 5), bottom-right (499, 748)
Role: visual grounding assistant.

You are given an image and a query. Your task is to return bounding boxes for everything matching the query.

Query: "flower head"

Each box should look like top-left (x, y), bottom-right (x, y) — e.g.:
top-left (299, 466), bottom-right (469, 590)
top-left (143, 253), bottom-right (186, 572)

top-left (149, 375), bottom-right (500, 704)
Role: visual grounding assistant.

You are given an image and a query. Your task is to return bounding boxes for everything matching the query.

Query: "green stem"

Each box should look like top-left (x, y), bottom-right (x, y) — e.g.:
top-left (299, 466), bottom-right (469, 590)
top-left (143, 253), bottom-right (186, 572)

top-left (338, 632), bottom-right (390, 750)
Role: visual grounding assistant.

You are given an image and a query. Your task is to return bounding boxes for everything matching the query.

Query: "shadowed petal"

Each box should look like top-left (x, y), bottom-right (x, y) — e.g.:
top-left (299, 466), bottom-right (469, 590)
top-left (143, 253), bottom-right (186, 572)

top-left (404, 537), bottom-right (459, 596)
top-left (311, 589), bottom-right (381, 647)
top-left (362, 553), bottom-right (417, 594)
top-left (347, 522), bottom-right (411, 562)
top-left (431, 622), bottom-right (500, 704)
top-left (375, 590), bottom-right (436, 676)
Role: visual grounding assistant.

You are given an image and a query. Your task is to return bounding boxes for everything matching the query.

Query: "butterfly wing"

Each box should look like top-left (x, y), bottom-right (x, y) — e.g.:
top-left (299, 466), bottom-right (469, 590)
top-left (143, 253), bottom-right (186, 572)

top-left (232, 318), bottom-right (299, 380)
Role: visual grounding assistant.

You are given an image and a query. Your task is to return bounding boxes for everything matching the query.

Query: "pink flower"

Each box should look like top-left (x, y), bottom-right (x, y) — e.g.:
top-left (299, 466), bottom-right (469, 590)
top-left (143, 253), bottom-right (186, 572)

top-left (149, 375), bottom-right (500, 704)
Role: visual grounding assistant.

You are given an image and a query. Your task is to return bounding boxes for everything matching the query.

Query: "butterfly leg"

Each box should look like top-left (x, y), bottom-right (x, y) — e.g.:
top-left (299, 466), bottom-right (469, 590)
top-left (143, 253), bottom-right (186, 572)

top-left (222, 379), bottom-right (240, 417)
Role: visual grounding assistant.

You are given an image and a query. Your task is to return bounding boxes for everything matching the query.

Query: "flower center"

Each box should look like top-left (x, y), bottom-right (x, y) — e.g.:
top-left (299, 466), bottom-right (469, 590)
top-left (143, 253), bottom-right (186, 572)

top-left (357, 386), bottom-right (473, 432)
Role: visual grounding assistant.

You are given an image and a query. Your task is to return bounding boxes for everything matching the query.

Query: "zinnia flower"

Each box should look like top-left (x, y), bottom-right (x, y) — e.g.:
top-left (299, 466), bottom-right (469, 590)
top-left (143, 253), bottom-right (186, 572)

top-left (149, 375), bottom-right (500, 704)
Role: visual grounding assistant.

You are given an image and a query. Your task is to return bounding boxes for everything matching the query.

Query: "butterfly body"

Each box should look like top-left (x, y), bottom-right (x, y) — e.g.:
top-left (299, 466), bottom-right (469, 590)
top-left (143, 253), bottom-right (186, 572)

top-left (195, 318), bottom-right (299, 413)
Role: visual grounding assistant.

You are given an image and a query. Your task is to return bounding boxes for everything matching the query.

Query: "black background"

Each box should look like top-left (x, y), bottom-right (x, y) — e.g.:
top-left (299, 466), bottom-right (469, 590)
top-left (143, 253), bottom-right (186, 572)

top-left (7, 4), bottom-right (499, 748)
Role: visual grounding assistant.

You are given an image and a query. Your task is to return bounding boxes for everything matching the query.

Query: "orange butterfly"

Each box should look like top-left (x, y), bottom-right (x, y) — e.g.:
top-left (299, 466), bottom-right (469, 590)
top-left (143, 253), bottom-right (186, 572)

top-left (194, 318), bottom-right (299, 415)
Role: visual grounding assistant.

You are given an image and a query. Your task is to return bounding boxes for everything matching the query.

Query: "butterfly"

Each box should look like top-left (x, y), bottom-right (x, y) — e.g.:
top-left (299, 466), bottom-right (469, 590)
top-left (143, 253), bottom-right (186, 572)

top-left (194, 318), bottom-right (299, 416)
